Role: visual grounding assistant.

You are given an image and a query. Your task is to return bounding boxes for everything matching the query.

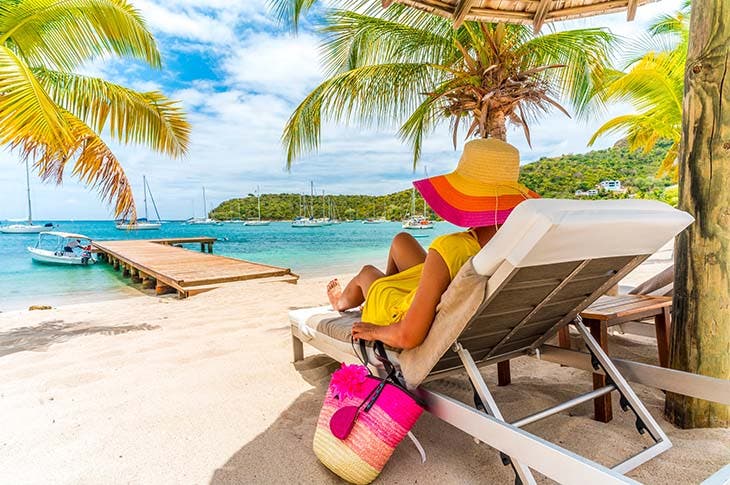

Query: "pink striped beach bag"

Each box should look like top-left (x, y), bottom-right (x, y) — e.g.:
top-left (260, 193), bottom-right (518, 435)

top-left (313, 341), bottom-right (424, 484)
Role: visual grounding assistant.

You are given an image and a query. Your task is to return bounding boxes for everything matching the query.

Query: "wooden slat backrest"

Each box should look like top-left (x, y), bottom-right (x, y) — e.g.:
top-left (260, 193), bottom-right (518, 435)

top-left (429, 254), bottom-right (647, 375)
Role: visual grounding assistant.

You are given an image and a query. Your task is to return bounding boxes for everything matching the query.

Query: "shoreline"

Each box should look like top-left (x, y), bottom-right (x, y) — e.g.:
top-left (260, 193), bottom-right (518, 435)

top-left (2, 240), bottom-right (673, 314)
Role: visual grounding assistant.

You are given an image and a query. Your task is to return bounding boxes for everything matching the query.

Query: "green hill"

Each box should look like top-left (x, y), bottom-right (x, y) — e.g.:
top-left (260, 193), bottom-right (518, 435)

top-left (210, 141), bottom-right (677, 221)
top-left (519, 139), bottom-right (675, 199)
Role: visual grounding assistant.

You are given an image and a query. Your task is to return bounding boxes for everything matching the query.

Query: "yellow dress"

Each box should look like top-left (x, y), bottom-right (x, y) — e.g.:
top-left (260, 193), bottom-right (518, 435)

top-left (361, 231), bottom-right (481, 326)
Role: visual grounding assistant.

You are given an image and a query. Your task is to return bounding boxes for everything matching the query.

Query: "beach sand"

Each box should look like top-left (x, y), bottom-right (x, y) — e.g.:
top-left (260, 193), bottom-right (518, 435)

top-left (1, 257), bottom-right (728, 484)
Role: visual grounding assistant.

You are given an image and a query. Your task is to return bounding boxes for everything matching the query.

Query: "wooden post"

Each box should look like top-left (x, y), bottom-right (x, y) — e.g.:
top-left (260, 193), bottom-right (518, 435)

top-left (558, 327), bottom-right (571, 349)
top-left (587, 318), bottom-right (612, 423)
top-left (155, 282), bottom-right (175, 295)
top-left (200, 242), bottom-right (205, 252)
top-left (113, 258), bottom-right (120, 271)
top-left (207, 242), bottom-right (213, 253)
top-left (141, 276), bottom-right (156, 289)
top-left (122, 265), bottom-right (130, 278)
top-left (130, 268), bottom-right (142, 283)
top-left (497, 361), bottom-right (511, 387)
top-left (654, 307), bottom-right (671, 369)
top-left (666, 0), bottom-right (730, 429)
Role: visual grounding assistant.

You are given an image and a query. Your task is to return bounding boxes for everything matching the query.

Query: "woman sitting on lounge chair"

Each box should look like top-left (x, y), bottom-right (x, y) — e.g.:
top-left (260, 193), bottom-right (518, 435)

top-left (326, 139), bottom-right (539, 350)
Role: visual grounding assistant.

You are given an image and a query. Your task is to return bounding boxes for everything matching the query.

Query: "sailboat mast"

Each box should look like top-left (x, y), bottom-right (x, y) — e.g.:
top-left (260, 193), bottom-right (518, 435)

top-left (143, 175), bottom-right (149, 220)
top-left (203, 187), bottom-right (207, 219)
top-left (257, 186), bottom-right (262, 221)
top-left (25, 159), bottom-right (32, 224)
top-left (322, 190), bottom-right (326, 219)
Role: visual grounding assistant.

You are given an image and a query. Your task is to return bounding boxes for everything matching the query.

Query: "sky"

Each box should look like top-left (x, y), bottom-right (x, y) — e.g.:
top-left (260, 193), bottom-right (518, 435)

top-left (0, 0), bottom-right (681, 221)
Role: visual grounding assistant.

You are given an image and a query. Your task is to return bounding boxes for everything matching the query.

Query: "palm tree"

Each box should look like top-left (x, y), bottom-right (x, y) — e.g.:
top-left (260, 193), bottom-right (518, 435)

top-left (588, 3), bottom-right (689, 179)
top-left (282, 5), bottom-right (616, 167)
top-left (0, 0), bottom-right (190, 220)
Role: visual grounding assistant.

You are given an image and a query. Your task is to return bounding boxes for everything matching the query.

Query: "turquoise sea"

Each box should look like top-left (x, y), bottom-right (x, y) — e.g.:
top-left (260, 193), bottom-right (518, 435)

top-left (0, 220), bottom-right (457, 311)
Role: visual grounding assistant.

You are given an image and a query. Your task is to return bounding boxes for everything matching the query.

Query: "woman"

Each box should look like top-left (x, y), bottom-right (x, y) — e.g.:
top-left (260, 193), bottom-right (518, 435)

top-left (327, 139), bottom-right (539, 350)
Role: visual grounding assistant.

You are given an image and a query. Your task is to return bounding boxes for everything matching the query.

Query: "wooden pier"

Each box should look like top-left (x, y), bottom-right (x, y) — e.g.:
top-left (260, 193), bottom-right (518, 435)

top-left (93, 237), bottom-right (298, 298)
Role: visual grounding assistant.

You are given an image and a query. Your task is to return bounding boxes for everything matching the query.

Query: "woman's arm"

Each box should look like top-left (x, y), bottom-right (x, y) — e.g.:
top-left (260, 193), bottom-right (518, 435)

top-left (352, 248), bottom-right (451, 349)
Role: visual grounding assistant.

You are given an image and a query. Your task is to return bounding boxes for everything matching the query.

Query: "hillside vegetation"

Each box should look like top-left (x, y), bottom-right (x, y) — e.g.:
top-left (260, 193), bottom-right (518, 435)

top-left (211, 141), bottom-right (676, 221)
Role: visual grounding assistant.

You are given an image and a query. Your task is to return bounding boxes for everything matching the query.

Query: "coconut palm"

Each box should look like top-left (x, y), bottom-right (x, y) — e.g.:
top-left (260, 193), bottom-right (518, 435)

top-left (0, 0), bottom-right (190, 220)
top-left (282, 5), bottom-right (615, 167)
top-left (588, 3), bottom-right (689, 179)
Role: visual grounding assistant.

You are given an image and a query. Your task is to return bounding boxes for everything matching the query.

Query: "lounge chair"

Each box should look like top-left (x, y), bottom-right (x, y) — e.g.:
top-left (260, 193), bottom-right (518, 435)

top-left (290, 199), bottom-right (698, 484)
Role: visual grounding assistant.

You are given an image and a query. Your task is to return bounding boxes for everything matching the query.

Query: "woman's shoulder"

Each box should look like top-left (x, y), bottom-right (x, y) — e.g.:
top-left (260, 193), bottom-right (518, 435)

top-left (429, 231), bottom-right (479, 251)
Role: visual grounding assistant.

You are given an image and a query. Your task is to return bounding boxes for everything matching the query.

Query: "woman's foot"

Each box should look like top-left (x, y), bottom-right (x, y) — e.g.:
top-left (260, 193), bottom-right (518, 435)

top-left (327, 279), bottom-right (343, 310)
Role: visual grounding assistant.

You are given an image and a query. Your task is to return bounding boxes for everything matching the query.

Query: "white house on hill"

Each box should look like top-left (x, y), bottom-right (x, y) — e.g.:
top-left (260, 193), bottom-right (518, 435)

top-left (600, 180), bottom-right (624, 192)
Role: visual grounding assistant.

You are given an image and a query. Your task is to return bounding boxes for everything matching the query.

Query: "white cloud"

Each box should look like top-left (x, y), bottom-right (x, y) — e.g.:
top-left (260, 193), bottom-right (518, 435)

top-left (0, 0), bottom-right (683, 220)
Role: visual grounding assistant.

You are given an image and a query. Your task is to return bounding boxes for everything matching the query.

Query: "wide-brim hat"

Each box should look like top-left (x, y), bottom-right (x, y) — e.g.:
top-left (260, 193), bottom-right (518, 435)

top-left (413, 138), bottom-right (539, 228)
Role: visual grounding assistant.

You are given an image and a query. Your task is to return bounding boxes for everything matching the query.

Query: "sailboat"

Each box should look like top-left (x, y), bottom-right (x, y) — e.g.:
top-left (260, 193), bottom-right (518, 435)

top-left (187, 187), bottom-right (220, 225)
top-left (244, 186), bottom-right (271, 226)
top-left (116, 176), bottom-right (162, 230)
top-left (402, 187), bottom-right (434, 230)
top-left (0, 160), bottom-right (49, 234)
top-left (292, 182), bottom-right (324, 228)
top-left (363, 200), bottom-right (387, 224)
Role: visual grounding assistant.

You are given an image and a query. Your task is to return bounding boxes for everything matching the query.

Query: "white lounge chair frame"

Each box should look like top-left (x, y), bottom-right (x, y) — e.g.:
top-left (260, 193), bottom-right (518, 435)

top-left (289, 200), bottom-right (730, 484)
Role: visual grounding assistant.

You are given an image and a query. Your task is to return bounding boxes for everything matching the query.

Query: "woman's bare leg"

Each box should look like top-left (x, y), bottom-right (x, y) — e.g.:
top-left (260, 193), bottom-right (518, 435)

top-left (385, 232), bottom-right (427, 275)
top-left (327, 265), bottom-right (384, 311)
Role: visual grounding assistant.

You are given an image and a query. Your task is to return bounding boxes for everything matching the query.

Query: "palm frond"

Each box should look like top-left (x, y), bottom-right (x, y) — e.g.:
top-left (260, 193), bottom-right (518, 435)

top-left (517, 28), bottom-right (617, 118)
top-left (0, 45), bottom-right (72, 158)
top-left (282, 62), bottom-right (438, 167)
top-left (320, 9), bottom-right (454, 75)
top-left (36, 110), bottom-right (137, 220)
top-left (0, 0), bottom-right (160, 71)
top-left (269, 0), bottom-right (319, 32)
top-left (34, 69), bottom-right (190, 157)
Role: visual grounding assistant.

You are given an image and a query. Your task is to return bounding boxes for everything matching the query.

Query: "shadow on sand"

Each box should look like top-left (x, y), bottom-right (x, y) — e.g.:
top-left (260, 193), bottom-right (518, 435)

top-left (209, 354), bottom-right (522, 485)
top-left (0, 319), bottom-right (160, 357)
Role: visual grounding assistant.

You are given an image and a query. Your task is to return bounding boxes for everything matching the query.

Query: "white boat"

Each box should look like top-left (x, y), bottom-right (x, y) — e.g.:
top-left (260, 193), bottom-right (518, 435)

top-left (186, 218), bottom-right (222, 225)
top-left (244, 186), bottom-right (271, 226)
top-left (292, 217), bottom-right (324, 228)
top-left (28, 232), bottom-right (96, 265)
top-left (403, 216), bottom-right (434, 230)
top-left (402, 187), bottom-right (434, 230)
top-left (116, 176), bottom-right (162, 230)
top-left (186, 186), bottom-right (222, 225)
top-left (0, 160), bottom-right (49, 234)
top-left (363, 218), bottom-right (387, 224)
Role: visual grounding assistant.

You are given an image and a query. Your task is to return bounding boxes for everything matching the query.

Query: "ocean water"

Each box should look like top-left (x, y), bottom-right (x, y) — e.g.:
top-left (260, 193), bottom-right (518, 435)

top-left (0, 220), bottom-right (457, 311)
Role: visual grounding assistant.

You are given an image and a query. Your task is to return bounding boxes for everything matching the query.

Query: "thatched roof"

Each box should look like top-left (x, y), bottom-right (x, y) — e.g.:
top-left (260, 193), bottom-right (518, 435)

top-left (382, 0), bottom-right (658, 32)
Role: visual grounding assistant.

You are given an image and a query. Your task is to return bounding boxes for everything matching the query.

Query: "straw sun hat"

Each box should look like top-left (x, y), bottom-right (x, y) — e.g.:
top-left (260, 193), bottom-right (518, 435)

top-left (413, 138), bottom-right (540, 228)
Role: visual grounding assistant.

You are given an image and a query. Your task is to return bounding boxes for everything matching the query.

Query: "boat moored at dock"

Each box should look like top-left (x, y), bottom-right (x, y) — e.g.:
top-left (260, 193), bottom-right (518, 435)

top-left (28, 232), bottom-right (96, 265)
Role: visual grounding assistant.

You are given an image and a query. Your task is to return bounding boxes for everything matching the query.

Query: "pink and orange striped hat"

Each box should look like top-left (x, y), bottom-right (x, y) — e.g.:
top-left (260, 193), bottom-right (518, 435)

top-left (413, 138), bottom-right (539, 227)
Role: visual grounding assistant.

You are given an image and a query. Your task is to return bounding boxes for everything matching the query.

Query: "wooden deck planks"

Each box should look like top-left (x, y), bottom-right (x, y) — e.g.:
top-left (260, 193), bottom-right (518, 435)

top-left (92, 239), bottom-right (297, 297)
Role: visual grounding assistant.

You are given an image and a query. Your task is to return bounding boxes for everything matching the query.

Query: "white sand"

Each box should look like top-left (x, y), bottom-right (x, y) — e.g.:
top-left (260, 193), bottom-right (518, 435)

top-left (0, 268), bottom-right (727, 484)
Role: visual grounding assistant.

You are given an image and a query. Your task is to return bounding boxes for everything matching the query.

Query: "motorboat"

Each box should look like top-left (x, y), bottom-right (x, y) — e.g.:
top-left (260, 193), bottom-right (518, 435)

top-left (116, 176), bottom-right (162, 230)
top-left (28, 232), bottom-right (96, 265)
top-left (362, 218), bottom-right (387, 224)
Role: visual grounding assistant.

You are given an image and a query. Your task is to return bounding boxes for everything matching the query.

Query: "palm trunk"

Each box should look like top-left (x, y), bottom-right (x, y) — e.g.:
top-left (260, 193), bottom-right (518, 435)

top-left (664, 0), bottom-right (730, 429)
top-left (486, 110), bottom-right (507, 141)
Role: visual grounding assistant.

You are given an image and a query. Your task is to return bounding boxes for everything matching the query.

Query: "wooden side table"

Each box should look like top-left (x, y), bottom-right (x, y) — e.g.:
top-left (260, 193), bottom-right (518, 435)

top-left (558, 294), bottom-right (673, 423)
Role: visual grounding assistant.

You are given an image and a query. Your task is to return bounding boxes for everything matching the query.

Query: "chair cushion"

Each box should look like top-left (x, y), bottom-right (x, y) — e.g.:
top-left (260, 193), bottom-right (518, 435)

top-left (308, 311), bottom-right (361, 343)
top-left (472, 199), bottom-right (693, 277)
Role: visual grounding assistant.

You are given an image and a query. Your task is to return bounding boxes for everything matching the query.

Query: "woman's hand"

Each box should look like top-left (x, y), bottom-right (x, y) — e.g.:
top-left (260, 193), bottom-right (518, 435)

top-left (352, 321), bottom-right (381, 342)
